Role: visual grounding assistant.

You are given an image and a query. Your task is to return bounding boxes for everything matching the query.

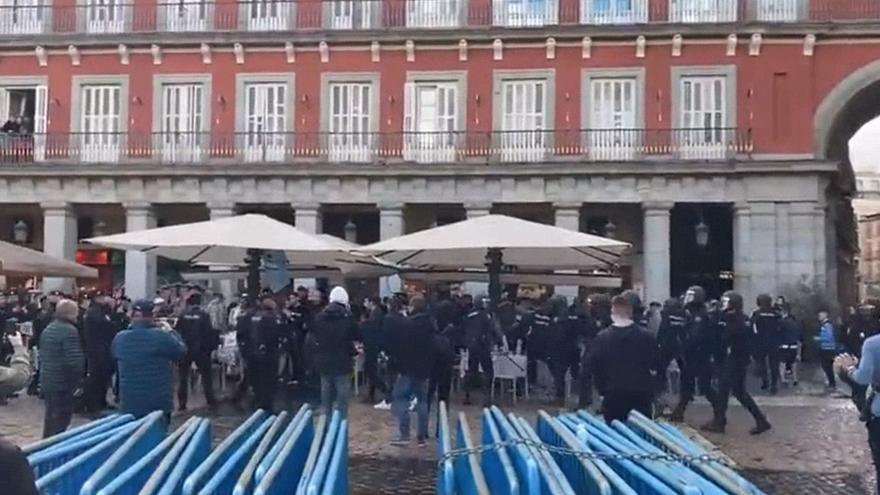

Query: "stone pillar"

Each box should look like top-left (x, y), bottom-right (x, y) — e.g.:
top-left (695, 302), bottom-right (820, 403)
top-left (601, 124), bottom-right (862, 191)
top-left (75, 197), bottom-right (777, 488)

top-left (123, 203), bottom-right (157, 301)
top-left (554, 204), bottom-right (581, 304)
top-left (42, 202), bottom-right (78, 293)
top-left (294, 205), bottom-right (322, 290)
top-left (209, 203), bottom-right (237, 299)
top-left (464, 203), bottom-right (492, 295)
top-left (379, 204), bottom-right (405, 298)
top-left (642, 202), bottom-right (672, 305)
top-left (733, 202), bottom-right (753, 304)
top-left (749, 202), bottom-right (777, 300)
top-left (815, 203), bottom-right (830, 292)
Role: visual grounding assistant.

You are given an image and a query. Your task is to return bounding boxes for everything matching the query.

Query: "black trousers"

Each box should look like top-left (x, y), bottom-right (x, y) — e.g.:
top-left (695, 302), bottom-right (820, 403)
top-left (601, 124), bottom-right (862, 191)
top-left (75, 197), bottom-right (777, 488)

top-left (427, 360), bottom-right (453, 413)
top-left (713, 359), bottom-right (767, 425)
top-left (754, 347), bottom-right (780, 389)
top-left (655, 346), bottom-right (683, 394)
top-left (248, 356), bottom-right (278, 412)
top-left (465, 347), bottom-right (493, 400)
top-left (820, 350), bottom-right (838, 387)
top-left (868, 418), bottom-right (880, 495)
top-left (676, 359), bottom-right (717, 412)
top-left (551, 348), bottom-right (580, 400)
top-left (578, 348), bottom-right (593, 408)
top-left (177, 352), bottom-right (216, 409)
top-left (601, 391), bottom-right (653, 425)
top-left (43, 390), bottom-right (75, 439)
top-left (84, 356), bottom-right (113, 412)
top-left (363, 352), bottom-right (387, 402)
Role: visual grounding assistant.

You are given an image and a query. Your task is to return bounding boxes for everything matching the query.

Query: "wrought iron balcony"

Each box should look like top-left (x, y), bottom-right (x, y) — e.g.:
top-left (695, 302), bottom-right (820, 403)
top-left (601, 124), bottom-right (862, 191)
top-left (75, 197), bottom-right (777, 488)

top-left (0, 0), bottom-right (876, 38)
top-left (0, 128), bottom-right (751, 165)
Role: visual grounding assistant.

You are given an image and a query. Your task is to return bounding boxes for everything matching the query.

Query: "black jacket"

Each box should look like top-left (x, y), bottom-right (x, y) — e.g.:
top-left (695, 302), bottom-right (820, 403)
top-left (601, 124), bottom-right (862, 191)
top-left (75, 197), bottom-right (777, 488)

top-left (751, 309), bottom-right (781, 350)
top-left (588, 323), bottom-right (658, 396)
top-left (0, 438), bottom-right (38, 495)
top-left (462, 307), bottom-right (497, 351)
top-left (359, 312), bottom-right (385, 356)
top-left (175, 306), bottom-right (216, 356)
top-left (311, 303), bottom-right (358, 377)
top-left (83, 305), bottom-right (117, 359)
top-left (682, 304), bottom-right (714, 360)
top-left (238, 309), bottom-right (283, 361)
top-left (393, 312), bottom-right (436, 380)
top-left (719, 311), bottom-right (752, 362)
top-left (657, 307), bottom-right (687, 354)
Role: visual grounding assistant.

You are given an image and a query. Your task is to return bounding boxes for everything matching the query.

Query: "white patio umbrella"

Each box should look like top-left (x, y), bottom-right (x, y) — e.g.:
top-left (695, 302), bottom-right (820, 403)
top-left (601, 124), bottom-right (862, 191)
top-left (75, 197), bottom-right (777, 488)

top-left (0, 240), bottom-right (98, 278)
top-left (85, 214), bottom-right (373, 300)
top-left (358, 214), bottom-right (629, 306)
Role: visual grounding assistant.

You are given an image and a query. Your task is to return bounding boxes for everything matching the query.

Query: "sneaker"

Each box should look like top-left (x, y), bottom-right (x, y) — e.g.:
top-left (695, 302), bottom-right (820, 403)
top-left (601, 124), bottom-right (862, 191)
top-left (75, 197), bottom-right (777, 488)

top-left (390, 438), bottom-right (409, 447)
top-left (373, 400), bottom-right (391, 410)
top-left (750, 421), bottom-right (772, 435)
top-left (409, 397), bottom-right (418, 412)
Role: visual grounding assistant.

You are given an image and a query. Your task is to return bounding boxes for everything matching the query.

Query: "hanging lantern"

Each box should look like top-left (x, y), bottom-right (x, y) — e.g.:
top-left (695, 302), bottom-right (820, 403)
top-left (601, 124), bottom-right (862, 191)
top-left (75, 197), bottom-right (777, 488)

top-left (12, 220), bottom-right (28, 244)
top-left (343, 219), bottom-right (358, 243)
top-left (603, 219), bottom-right (617, 239)
top-left (695, 218), bottom-right (710, 248)
top-left (93, 219), bottom-right (108, 237)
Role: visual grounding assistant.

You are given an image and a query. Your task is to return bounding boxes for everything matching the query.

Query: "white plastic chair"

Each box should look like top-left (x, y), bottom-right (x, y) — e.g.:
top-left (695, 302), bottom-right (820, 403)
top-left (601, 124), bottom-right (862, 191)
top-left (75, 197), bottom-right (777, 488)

top-left (491, 353), bottom-right (528, 403)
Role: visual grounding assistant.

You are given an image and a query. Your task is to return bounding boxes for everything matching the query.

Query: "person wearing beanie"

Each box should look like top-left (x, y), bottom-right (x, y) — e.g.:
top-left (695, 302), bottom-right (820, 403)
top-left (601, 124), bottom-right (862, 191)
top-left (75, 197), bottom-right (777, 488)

top-left (312, 286), bottom-right (358, 418)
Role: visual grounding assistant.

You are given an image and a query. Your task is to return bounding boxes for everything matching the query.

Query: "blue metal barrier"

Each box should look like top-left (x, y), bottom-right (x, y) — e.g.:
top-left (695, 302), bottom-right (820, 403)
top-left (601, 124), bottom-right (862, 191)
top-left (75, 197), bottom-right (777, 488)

top-left (454, 413), bottom-right (490, 495)
top-left (153, 418), bottom-right (212, 495)
top-left (480, 409), bottom-right (519, 495)
top-left (489, 406), bottom-right (540, 495)
top-left (23, 414), bottom-right (132, 456)
top-left (35, 418), bottom-right (146, 494)
top-left (303, 411), bottom-right (342, 495)
top-left (81, 411), bottom-right (167, 495)
top-left (436, 402), bottom-right (455, 495)
top-left (535, 411), bottom-right (614, 495)
top-left (320, 420), bottom-right (348, 495)
top-left (509, 414), bottom-right (576, 495)
top-left (198, 414), bottom-right (277, 495)
top-left (182, 409), bottom-right (267, 495)
top-left (232, 412), bottom-right (291, 495)
top-left (254, 410), bottom-right (315, 495)
top-left (98, 417), bottom-right (201, 495)
top-left (28, 419), bottom-right (137, 479)
top-left (255, 405), bottom-right (310, 482)
top-left (295, 414), bottom-right (329, 495)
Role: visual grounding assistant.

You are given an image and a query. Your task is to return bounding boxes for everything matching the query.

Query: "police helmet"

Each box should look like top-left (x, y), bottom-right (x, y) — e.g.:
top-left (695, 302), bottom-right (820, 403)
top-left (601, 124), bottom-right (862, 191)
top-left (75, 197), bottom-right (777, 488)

top-left (683, 286), bottom-right (706, 306)
top-left (721, 291), bottom-right (744, 313)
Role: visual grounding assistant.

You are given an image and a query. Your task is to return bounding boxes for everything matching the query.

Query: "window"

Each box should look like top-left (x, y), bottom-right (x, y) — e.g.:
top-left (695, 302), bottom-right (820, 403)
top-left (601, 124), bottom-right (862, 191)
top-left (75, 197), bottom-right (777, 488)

top-left (242, 82), bottom-right (287, 162)
top-left (587, 76), bottom-right (639, 160)
top-left (79, 85), bottom-right (122, 163)
top-left (84, 0), bottom-right (127, 33)
top-left (756, 0), bottom-right (801, 21)
top-left (582, 0), bottom-right (647, 24)
top-left (0, 81), bottom-right (48, 161)
top-left (678, 75), bottom-right (728, 159)
top-left (493, 0), bottom-right (557, 27)
top-left (668, 0), bottom-right (736, 23)
top-left (407, 0), bottom-right (461, 27)
top-left (163, 0), bottom-right (210, 31)
top-left (326, 1), bottom-right (375, 29)
top-left (245, 0), bottom-right (290, 31)
top-left (403, 80), bottom-right (460, 163)
top-left (327, 82), bottom-right (374, 162)
top-left (159, 83), bottom-right (205, 163)
top-left (499, 78), bottom-right (549, 162)
top-left (0, 0), bottom-right (45, 34)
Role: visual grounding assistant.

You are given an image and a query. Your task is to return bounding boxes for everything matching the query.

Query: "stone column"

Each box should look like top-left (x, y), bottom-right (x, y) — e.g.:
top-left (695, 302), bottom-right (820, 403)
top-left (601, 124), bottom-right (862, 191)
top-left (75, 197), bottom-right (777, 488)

top-left (294, 205), bottom-right (322, 290)
top-left (209, 203), bottom-right (237, 299)
top-left (379, 204), bottom-right (405, 298)
top-left (123, 202), bottom-right (157, 301)
top-left (642, 202), bottom-right (672, 305)
top-left (42, 202), bottom-right (78, 293)
top-left (749, 202), bottom-right (777, 299)
top-left (554, 204), bottom-right (581, 304)
top-left (464, 203), bottom-right (492, 295)
top-left (733, 202), bottom-right (752, 303)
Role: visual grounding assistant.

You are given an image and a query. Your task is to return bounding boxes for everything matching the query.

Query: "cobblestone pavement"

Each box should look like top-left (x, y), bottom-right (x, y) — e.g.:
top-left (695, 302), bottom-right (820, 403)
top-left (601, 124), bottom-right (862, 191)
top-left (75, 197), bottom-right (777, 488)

top-left (2, 365), bottom-right (874, 495)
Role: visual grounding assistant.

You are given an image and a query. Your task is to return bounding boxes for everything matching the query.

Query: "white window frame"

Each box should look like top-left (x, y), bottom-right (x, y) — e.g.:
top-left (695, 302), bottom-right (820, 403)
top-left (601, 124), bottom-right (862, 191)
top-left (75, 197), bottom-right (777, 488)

top-left (241, 0), bottom-right (292, 31)
top-left (80, 0), bottom-right (128, 33)
top-left (582, 68), bottom-right (645, 161)
top-left (406, 0), bottom-right (462, 27)
top-left (754, 0), bottom-right (803, 21)
top-left (668, 0), bottom-right (736, 23)
top-left (153, 75), bottom-right (211, 164)
top-left (0, 0), bottom-right (47, 34)
top-left (71, 76), bottom-right (129, 164)
top-left (403, 72), bottom-right (466, 163)
top-left (493, 69), bottom-right (555, 163)
top-left (325, 0), bottom-right (376, 29)
top-left (581, 0), bottom-right (647, 24)
top-left (161, 0), bottom-right (211, 31)
top-left (493, 0), bottom-right (558, 27)
top-left (235, 73), bottom-right (294, 163)
top-left (0, 76), bottom-right (49, 162)
top-left (671, 65), bottom-right (737, 160)
top-left (321, 73), bottom-right (380, 163)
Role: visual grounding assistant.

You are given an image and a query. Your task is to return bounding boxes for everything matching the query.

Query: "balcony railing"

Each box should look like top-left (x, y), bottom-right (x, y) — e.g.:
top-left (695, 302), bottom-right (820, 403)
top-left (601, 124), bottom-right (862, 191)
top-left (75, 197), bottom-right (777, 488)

top-left (0, 128), bottom-right (750, 165)
top-left (0, 0), bottom-right (877, 37)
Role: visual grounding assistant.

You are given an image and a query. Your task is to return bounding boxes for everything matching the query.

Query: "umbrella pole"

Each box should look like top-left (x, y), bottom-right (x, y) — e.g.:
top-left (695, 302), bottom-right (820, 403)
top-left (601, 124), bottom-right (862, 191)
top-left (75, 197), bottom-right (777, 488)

top-left (246, 248), bottom-right (262, 305)
top-left (485, 248), bottom-right (503, 313)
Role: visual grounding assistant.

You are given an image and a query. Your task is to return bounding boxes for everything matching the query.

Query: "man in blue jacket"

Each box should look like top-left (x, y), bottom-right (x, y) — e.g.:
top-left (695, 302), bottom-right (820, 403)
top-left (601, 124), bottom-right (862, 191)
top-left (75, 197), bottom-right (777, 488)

top-left (112, 299), bottom-right (187, 420)
top-left (815, 310), bottom-right (842, 389)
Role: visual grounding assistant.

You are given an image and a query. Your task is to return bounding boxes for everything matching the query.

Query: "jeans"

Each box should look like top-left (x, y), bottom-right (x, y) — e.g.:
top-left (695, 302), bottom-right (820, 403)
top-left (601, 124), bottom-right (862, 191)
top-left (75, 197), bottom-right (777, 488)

top-left (392, 375), bottom-right (428, 441)
top-left (320, 374), bottom-right (352, 419)
top-left (43, 389), bottom-right (75, 438)
top-left (868, 417), bottom-right (880, 495)
top-left (754, 348), bottom-right (780, 390)
top-left (820, 350), bottom-right (838, 387)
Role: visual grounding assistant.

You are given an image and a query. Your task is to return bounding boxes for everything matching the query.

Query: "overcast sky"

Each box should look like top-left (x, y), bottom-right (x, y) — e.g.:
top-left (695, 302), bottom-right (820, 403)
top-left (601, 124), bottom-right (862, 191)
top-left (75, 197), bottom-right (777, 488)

top-left (850, 118), bottom-right (880, 173)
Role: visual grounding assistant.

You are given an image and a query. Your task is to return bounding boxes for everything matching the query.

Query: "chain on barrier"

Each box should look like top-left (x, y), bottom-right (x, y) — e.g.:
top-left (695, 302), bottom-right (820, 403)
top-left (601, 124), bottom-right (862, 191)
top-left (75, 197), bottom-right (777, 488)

top-left (437, 438), bottom-right (734, 468)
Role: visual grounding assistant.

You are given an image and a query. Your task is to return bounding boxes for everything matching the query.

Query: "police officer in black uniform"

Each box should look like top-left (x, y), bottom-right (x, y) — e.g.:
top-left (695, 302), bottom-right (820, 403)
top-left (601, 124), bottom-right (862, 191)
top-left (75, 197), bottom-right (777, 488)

top-left (752, 294), bottom-right (781, 394)
top-left (702, 291), bottom-right (772, 435)
top-left (527, 297), bottom-right (553, 393)
top-left (237, 296), bottom-right (283, 412)
top-left (82, 294), bottom-right (117, 412)
top-left (462, 295), bottom-right (501, 406)
top-left (656, 297), bottom-right (687, 394)
top-left (670, 285), bottom-right (718, 422)
top-left (175, 293), bottom-right (218, 411)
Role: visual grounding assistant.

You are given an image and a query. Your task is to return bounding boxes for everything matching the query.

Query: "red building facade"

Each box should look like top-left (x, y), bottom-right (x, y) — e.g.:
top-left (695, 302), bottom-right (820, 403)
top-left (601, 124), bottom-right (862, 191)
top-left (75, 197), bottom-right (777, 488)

top-left (0, 0), bottom-right (875, 304)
